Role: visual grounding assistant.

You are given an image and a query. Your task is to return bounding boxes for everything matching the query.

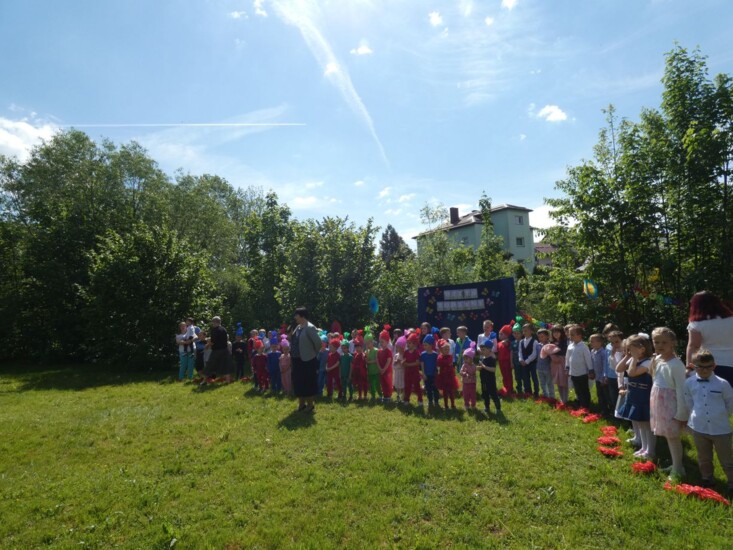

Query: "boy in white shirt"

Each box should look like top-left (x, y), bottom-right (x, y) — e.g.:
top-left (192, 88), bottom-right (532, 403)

top-left (565, 324), bottom-right (593, 409)
top-left (684, 349), bottom-right (733, 496)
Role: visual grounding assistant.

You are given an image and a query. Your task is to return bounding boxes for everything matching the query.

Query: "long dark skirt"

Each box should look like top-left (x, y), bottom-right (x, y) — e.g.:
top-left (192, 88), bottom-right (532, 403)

top-left (292, 356), bottom-right (319, 397)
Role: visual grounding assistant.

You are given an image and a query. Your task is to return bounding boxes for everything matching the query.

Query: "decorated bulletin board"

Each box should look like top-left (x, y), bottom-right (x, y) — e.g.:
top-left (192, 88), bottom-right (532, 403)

top-left (417, 278), bottom-right (516, 337)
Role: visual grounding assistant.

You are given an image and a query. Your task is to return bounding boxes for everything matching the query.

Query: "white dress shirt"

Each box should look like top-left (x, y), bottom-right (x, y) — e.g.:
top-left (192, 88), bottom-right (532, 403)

top-left (684, 374), bottom-right (733, 435)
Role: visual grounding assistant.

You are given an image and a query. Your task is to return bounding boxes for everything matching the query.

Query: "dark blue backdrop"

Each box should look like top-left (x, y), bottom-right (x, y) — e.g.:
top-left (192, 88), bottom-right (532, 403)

top-left (417, 277), bottom-right (516, 339)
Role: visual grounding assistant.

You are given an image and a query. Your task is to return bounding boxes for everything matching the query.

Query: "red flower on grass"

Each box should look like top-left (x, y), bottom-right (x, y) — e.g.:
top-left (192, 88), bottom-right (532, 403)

top-left (597, 436), bottom-right (621, 446)
top-left (664, 481), bottom-right (730, 506)
top-left (600, 426), bottom-right (619, 436)
top-left (554, 402), bottom-right (568, 411)
top-left (632, 461), bottom-right (657, 474)
top-left (597, 446), bottom-right (624, 458)
top-left (569, 408), bottom-right (589, 417)
top-left (583, 414), bottom-right (603, 423)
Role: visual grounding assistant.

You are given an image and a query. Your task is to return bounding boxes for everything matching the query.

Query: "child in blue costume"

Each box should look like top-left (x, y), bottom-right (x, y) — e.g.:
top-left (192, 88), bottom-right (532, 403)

top-left (421, 335), bottom-right (440, 407)
top-left (266, 336), bottom-right (282, 393)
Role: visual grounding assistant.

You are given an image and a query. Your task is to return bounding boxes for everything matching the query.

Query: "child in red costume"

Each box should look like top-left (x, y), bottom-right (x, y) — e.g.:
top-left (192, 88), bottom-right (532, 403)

top-left (403, 332), bottom-right (423, 406)
top-left (497, 324), bottom-right (514, 395)
top-left (325, 339), bottom-right (342, 398)
top-left (437, 339), bottom-right (459, 409)
top-left (351, 340), bottom-right (368, 400)
top-left (252, 339), bottom-right (269, 392)
top-left (378, 330), bottom-right (394, 402)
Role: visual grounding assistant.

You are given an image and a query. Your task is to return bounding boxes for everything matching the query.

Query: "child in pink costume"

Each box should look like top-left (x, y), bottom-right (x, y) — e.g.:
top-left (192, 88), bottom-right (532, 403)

top-left (279, 337), bottom-right (292, 395)
top-left (460, 343), bottom-right (478, 409)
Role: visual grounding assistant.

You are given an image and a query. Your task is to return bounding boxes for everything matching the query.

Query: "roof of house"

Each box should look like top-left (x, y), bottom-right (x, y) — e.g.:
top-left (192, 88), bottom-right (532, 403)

top-left (413, 204), bottom-right (533, 239)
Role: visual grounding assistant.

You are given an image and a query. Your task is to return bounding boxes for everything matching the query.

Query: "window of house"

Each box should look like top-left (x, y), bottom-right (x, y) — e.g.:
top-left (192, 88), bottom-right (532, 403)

top-left (516, 237), bottom-right (525, 247)
top-left (515, 215), bottom-right (524, 225)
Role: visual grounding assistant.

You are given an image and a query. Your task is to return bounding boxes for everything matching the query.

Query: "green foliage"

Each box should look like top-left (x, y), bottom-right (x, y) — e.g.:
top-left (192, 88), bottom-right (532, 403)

top-left (379, 224), bottom-right (414, 266)
top-left (534, 45), bottom-right (733, 335)
top-left (277, 217), bottom-right (379, 329)
top-left (84, 224), bottom-right (221, 366)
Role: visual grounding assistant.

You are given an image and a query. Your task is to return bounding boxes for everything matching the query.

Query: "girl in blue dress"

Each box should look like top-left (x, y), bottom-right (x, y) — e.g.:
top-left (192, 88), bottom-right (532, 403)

top-left (617, 334), bottom-right (655, 460)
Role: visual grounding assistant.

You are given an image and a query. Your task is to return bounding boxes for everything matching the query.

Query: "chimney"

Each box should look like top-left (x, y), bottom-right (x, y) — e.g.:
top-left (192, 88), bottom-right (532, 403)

top-left (449, 207), bottom-right (459, 225)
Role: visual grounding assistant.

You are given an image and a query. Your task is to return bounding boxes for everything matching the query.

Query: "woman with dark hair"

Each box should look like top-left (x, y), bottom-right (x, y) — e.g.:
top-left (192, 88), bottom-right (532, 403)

top-left (290, 306), bottom-right (322, 413)
top-left (687, 291), bottom-right (733, 387)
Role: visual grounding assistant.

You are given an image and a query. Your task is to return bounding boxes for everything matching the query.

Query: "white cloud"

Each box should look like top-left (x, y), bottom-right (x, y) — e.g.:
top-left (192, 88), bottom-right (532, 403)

top-left (0, 116), bottom-right (58, 162)
top-left (385, 208), bottom-right (403, 216)
top-left (378, 186), bottom-right (392, 199)
top-left (305, 181), bottom-right (324, 189)
top-left (519, 133), bottom-right (527, 141)
top-left (354, 180), bottom-right (365, 187)
top-left (229, 10), bottom-right (248, 19)
top-left (459, 0), bottom-right (473, 17)
top-left (398, 193), bottom-right (416, 203)
top-left (272, 0), bottom-right (388, 166)
top-left (484, 16), bottom-right (495, 26)
top-left (290, 195), bottom-right (318, 207)
top-left (350, 41), bottom-right (373, 56)
top-left (253, 0), bottom-right (268, 17)
top-left (501, 0), bottom-right (518, 10)
top-left (324, 62), bottom-right (339, 76)
top-left (536, 104), bottom-right (568, 122)
top-left (428, 11), bottom-right (443, 27)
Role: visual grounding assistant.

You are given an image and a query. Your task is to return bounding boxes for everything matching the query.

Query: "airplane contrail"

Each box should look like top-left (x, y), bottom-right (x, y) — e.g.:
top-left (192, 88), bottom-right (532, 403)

top-left (59, 122), bottom-right (306, 128)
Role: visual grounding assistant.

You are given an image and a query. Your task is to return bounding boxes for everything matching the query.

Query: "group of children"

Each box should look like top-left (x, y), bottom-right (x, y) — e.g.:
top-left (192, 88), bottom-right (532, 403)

top-left (189, 318), bottom-right (733, 494)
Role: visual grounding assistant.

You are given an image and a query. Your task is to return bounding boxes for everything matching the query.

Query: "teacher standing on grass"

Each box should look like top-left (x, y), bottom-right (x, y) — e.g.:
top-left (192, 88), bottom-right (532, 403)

top-left (686, 290), bottom-right (733, 387)
top-left (291, 306), bottom-right (321, 413)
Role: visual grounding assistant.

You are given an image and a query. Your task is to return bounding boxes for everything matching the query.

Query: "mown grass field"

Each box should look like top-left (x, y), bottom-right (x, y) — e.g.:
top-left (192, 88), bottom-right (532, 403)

top-left (1, 364), bottom-right (732, 549)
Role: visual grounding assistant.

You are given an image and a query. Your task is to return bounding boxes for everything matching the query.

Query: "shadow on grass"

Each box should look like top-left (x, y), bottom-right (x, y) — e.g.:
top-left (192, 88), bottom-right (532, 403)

top-left (277, 409), bottom-right (317, 430)
top-left (0, 363), bottom-right (173, 392)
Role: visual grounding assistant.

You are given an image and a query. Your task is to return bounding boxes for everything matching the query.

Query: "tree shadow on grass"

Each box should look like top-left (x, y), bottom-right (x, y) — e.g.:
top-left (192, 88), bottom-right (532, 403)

top-left (277, 409), bottom-right (316, 431)
top-left (0, 363), bottom-right (172, 392)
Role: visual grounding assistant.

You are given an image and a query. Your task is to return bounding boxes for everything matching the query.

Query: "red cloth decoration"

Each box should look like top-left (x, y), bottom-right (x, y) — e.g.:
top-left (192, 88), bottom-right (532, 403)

top-left (631, 461), bottom-right (657, 474)
top-left (569, 408), bottom-right (589, 417)
top-left (664, 481), bottom-right (730, 506)
top-left (597, 446), bottom-right (624, 458)
top-left (583, 414), bottom-right (603, 423)
top-left (597, 436), bottom-right (621, 446)
top-left (383, 324), bottom-right (392, 331)
top-left (600, 426), bottom-right (619, 436)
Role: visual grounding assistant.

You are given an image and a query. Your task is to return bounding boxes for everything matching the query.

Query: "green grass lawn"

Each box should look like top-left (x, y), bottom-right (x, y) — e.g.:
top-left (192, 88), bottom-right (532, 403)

top-left (1, 365), bottom-right (732, 549)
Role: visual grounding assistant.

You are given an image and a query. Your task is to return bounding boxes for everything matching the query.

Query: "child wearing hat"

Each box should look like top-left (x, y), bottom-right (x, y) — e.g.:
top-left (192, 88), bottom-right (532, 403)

top-left (365, 333), bottom-right (382, 400)
top-left (438, 338), bottom-right (458, 409)
top-left (393, 335), bottom-right (407, 403)
top-left (279, 338), bottom-right (292, 396)
top-left (351, 340), bottom-right (368, 400)
top-left (497, 325), bottom-right (514, 395)
top-left (267, 337), bottom-right (282, 393)
top-left (421, 335), bottom-right (440, 408)
top-left (378, 330), bottom-right (394, 402)
top-left (326, 339), bottom-right (342, 398)
top-left (339, 340), bottom-right (354, 400)
top-left (460, 343), bottom-right (478, 410)
top-left (403, 332), bottom-right (424, 406)
top-left (317, 335), bottom-right (329, 396)
top-left (252, 339), bottom-right (269, 392)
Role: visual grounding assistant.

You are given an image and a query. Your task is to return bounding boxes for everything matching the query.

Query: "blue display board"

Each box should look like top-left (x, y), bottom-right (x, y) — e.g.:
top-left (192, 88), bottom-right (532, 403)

top-left (417, 278), bottom-right (516, 338)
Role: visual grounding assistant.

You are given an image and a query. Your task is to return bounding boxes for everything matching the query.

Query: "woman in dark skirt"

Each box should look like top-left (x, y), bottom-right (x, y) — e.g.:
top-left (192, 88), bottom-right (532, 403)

top-left (290, 307), bottom-right (322, 413)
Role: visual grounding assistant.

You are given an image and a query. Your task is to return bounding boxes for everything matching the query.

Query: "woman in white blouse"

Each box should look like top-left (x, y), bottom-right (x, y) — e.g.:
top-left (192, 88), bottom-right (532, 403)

top-left (686, 291), bottom-right (733, 387)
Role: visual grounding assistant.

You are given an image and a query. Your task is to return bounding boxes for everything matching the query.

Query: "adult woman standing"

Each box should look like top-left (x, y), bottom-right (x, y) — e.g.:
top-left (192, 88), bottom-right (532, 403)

top-left (686, 291), bottom-right (733, 387)
top-left (290, 307), bottom-right (322, 413)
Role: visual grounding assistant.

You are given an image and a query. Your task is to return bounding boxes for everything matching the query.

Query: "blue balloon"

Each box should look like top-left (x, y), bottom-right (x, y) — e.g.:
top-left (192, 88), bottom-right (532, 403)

top-left (369, 296), bottom-right (379, 314)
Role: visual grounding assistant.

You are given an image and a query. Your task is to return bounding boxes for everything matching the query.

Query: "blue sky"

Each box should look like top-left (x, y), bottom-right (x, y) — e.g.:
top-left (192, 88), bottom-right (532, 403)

top-left (1, 0), bottom-right (732, 241)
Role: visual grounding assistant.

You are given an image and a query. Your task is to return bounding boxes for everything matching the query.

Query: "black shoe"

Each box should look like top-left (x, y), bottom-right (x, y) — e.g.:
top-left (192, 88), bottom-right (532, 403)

top-left (700, 479), bottom-right (713, 488)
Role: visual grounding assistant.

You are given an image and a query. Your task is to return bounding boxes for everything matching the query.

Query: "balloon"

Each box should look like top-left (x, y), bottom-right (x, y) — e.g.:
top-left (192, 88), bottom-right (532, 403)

top-left (369, 296), bottom-right (379, 314)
